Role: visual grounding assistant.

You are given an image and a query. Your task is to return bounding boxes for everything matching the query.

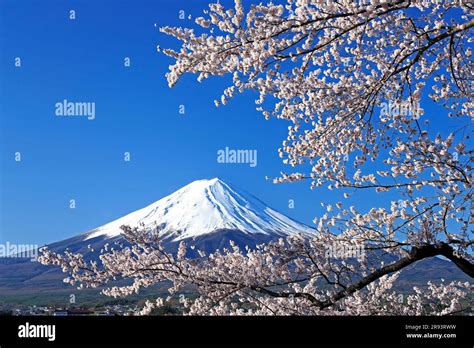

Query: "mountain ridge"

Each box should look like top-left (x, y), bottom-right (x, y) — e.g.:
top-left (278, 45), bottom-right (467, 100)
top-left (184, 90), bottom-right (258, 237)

top-left (84, 177), bottom-right (315, 242)
top-left (0, 178), bottom-right (469, 306)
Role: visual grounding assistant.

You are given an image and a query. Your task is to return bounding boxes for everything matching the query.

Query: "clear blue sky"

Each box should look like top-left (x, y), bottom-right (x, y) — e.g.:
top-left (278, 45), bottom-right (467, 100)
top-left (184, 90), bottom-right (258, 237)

top-left (0, 0), bottom-right (463, 245)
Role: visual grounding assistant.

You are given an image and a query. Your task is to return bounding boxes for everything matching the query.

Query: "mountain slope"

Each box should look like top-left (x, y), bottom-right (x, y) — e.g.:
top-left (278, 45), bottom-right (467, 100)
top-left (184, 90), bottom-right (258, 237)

top-left (84, 178), bottom-right (315, 242)
top-left (0, 178), bottom-right (469, 306)
top-left (0, 178), bottom-right (316, 300)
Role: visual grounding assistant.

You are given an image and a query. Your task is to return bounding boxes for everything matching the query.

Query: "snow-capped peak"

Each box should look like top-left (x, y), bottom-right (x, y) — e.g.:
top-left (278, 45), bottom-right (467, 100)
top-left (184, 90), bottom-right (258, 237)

top-left (85, 178), bottom-right (314, 241)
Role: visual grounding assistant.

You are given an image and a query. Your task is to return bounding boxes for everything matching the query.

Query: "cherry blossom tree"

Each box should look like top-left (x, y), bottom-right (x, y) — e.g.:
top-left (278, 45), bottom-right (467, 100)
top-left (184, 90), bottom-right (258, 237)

top-left (40, 0), bottom-right (473, 315)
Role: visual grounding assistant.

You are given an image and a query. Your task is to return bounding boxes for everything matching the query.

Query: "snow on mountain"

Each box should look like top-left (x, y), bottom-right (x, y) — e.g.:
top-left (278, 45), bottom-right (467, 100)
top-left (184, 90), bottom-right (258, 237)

top-left (84, 178), bottom-right (314, 242)
top-left (1, 178), bottom-right (469, 294)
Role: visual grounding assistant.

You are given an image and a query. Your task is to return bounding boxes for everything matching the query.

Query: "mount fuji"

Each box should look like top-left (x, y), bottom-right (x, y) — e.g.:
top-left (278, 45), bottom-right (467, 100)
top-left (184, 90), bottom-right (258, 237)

top-left (0, 178), bottom-right (469, 303)
top-left (83, 177), bottom-right (315, 244)
top-left (1, 178), bottom-right (317, 298)
top-left (46, 177), bottom-right (315, 259)
top-left (40, 177), bottom-right (314, 256)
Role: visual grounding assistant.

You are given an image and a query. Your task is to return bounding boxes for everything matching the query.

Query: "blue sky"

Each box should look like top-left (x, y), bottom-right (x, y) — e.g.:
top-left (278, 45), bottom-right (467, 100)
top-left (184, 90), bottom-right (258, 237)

top-left (0, 0), bottom-right (465, 245)
top-left (0, 0), bottom-right (327, 245)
